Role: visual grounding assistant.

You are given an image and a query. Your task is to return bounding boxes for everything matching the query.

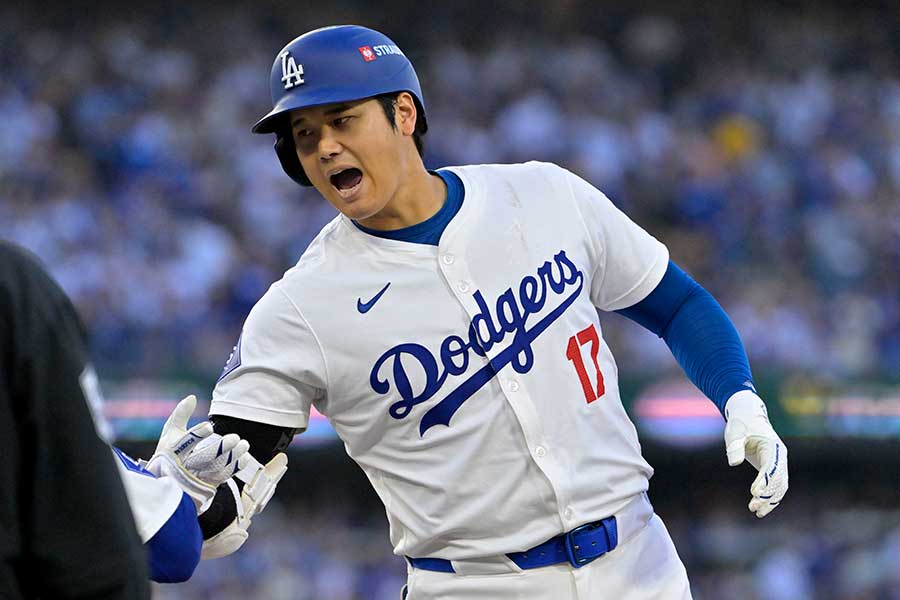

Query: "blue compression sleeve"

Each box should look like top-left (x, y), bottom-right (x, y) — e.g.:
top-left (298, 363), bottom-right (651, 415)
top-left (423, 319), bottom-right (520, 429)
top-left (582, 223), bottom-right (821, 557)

top-left (616, 261), bottom-right (756, 415)
top-left (147, 492), bottom-right (202, 583)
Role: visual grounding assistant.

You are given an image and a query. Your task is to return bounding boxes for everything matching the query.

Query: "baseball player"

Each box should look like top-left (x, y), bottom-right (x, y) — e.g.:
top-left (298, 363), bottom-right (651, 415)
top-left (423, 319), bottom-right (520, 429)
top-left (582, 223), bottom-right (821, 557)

top-left (199, 25), bottom-right (789, 599)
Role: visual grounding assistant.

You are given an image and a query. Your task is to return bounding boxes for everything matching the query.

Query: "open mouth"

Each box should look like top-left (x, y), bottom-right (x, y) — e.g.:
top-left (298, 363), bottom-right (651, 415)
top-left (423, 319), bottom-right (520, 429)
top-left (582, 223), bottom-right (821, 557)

top-left (329, 168), bottom-right (364, 198)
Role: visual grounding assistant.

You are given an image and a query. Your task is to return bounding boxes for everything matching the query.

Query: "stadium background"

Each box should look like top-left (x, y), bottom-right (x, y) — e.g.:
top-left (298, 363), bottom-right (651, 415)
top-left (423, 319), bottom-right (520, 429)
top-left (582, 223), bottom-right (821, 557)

top-left (3, 0), bottom-right (900, 598)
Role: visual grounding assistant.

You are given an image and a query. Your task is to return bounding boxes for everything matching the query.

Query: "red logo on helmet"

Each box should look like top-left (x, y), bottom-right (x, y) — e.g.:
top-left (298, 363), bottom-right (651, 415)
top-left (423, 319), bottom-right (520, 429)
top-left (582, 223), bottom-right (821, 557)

top-left (358, 46), bottom-right (376, 62)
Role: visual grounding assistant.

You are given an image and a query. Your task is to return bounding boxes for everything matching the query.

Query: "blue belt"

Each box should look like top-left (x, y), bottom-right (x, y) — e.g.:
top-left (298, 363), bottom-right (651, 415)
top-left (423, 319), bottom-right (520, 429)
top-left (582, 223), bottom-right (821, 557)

top-left (407, 515), bottom-right (618, 573)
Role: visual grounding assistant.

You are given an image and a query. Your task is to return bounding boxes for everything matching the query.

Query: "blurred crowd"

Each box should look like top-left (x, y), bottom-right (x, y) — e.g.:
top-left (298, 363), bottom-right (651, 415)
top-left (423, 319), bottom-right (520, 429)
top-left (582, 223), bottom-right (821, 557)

top-left (151, 479), bottom-right (900, 600)
top-left (4, 4), bottom-right (900, 599)
top-left (2, 4), bottom-right (900, 383)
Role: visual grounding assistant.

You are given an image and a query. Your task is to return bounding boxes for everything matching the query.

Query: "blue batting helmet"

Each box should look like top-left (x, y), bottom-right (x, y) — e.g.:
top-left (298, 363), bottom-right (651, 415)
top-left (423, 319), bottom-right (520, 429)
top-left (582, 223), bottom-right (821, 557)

top-left (252, 25), bottom-right (427, 186)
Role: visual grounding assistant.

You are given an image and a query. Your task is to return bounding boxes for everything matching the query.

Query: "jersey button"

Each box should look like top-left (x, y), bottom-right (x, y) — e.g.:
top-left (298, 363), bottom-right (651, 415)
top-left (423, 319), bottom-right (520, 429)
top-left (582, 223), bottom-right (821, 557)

top-left (441, 254), bottom-right (455, 265)
top-left (563, 507), bottom-right (574, 520)
top-left (534, 446), bottom-right (546, 458)
top-left (508, 380), bottom-right (520, 392)
top-left (457, 281), bottom-right (470, 293)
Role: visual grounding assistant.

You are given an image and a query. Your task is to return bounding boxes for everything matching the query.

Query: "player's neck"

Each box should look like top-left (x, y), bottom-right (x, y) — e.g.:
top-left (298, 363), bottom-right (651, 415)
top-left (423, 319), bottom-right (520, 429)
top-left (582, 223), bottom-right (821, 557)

top-left (357, 165), bottom-right (446, 231)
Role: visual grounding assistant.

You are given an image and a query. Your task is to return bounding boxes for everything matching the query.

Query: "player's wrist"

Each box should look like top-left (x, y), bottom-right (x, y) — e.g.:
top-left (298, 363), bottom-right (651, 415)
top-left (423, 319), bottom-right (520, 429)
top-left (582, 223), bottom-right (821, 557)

top-left (196, 452), bottom-right (288, 559)
top-left (146, 453), bottom-right (217, 511)
top-left (723, 389), bottom-right (767, 422)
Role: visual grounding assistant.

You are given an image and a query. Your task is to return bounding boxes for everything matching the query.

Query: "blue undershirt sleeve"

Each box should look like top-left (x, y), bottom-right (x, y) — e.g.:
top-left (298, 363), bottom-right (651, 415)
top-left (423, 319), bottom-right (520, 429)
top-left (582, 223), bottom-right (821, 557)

top-left (615, 260), bottom-right (756, 415)
top-left (147, 492), bottom-right (202, 583)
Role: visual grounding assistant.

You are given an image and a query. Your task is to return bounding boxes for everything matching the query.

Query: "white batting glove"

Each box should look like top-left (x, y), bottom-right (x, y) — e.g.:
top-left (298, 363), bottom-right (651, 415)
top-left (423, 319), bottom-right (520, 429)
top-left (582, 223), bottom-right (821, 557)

top-left (201, 452), bottom-right (288, 559)
top-left (144, 395), bottom-right (250, 512)
top-left (724, 390), bottom-right (789, 518)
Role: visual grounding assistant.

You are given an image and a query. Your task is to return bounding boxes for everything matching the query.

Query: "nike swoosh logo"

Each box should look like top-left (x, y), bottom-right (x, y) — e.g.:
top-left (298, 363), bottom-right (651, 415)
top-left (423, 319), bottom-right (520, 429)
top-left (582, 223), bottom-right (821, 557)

top-left (357, 282), bottom-right (391, 314)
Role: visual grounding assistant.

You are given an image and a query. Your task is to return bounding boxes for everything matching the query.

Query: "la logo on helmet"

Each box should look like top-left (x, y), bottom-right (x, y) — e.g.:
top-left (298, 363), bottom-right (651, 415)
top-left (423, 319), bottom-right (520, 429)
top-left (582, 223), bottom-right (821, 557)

top-left (279, 50), bottom-right (304, 89)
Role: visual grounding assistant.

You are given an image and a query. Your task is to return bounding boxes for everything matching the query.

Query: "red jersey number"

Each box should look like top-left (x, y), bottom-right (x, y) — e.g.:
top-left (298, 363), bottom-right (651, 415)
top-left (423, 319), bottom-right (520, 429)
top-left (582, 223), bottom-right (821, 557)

top-left (565, 324), bottom-right (606, 404)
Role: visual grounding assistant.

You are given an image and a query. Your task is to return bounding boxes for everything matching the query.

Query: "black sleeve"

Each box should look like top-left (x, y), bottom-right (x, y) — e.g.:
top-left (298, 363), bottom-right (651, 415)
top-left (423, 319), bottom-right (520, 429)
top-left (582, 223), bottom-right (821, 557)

top-left (0, 242), bottom-right (150, 599)
top-left (210, 415), bottom-right (297, 464)
top-left (197, 415), bottom-right (296, 539)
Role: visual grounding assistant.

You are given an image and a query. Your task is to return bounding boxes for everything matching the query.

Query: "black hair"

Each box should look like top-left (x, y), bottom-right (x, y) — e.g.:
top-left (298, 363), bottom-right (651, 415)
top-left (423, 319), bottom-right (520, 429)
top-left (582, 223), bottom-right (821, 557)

top-left (375, 92), bottom-right (426, 158)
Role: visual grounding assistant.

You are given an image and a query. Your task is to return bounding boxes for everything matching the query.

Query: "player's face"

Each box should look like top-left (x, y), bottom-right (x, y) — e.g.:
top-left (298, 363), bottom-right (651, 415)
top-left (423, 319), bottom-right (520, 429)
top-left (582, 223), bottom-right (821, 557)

top-left (289, 96), bottom-right (416, 220)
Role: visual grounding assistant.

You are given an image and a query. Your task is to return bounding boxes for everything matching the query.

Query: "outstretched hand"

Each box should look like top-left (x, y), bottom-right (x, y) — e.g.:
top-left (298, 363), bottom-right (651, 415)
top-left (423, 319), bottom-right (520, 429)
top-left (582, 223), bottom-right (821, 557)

top-left (145, 395), bottom-right (250, 511)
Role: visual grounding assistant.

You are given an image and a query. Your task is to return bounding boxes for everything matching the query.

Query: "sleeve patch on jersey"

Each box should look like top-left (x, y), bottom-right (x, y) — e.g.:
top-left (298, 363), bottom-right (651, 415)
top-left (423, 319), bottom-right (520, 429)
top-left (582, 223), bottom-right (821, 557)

top-left (218, 333), bottom-right (243, 382)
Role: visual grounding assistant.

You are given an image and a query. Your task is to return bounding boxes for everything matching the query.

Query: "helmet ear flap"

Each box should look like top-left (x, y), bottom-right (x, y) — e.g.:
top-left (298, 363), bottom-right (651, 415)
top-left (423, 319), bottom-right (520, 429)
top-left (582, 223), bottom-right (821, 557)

top-left (274, 133), bottom-right (312, 187)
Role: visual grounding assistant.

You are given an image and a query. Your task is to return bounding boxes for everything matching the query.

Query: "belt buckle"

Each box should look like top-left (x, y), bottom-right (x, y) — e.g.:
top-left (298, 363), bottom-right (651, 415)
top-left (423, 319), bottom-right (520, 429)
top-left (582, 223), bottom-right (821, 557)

top-left (563, 518), bottom-right (613, 569)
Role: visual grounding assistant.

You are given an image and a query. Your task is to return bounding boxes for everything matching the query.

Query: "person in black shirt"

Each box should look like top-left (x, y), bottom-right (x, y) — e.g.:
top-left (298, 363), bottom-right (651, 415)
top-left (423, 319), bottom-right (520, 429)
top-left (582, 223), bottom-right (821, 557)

top-left (0, 241), bottom-right (150, 599)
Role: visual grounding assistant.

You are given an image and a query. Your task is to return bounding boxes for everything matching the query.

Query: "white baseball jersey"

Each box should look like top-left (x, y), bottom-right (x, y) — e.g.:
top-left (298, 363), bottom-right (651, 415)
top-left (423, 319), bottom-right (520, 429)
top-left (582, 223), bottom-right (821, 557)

top-left (211, 161), bottom-right (669, 559)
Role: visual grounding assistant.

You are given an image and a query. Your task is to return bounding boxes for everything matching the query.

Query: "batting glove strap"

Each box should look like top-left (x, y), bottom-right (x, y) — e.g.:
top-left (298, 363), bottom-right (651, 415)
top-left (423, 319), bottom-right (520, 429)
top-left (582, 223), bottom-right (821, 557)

top-left (724, 389), bottom-right (769, 422)
top-left (235, 453), bottom-right (288, 517)
top-left (144, 453), bottom-right (217, 512)
top-left (199, 453), bottom-right (288, 560)
top-left (201, 479), bottom-right (249, 559)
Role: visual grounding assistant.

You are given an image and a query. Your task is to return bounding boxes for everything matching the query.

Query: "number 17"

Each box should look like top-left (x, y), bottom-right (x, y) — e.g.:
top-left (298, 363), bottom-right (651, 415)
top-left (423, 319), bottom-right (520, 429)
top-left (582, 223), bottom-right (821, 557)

top-left (565, 324), bottom-right (605, 404)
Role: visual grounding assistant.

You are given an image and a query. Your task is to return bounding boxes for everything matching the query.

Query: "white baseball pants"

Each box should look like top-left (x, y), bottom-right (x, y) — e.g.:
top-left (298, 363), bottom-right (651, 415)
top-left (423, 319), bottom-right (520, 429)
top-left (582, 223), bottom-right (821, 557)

top-left (404, 495), bottom-right (692, 600)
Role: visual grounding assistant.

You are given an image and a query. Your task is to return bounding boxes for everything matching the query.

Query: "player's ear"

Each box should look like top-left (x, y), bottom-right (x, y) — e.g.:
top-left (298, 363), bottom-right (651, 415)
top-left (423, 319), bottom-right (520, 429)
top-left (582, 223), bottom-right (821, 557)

top-left (394, 92), bottom-right (418, 137)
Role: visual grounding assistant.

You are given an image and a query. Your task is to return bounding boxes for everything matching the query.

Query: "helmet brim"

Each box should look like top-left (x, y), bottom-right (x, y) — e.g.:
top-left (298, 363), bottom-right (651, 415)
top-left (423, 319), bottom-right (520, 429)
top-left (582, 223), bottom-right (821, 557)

top-left (252, 88), bottom-right (383, 134)
top-left (252, 92), bottom-right (429, 135)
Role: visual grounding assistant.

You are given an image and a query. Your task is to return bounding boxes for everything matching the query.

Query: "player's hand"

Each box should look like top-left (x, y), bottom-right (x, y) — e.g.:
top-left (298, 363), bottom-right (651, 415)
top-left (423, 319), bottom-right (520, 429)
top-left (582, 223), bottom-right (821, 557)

top-left (201, 452), bottom-right (288, 559)
top-left (723, 390), bottom-right (788, 518)
top-left (144, 395), bottom-right (250, 512)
